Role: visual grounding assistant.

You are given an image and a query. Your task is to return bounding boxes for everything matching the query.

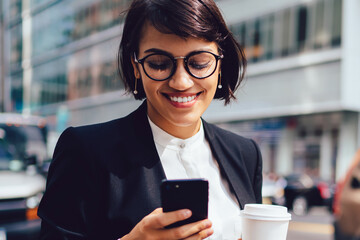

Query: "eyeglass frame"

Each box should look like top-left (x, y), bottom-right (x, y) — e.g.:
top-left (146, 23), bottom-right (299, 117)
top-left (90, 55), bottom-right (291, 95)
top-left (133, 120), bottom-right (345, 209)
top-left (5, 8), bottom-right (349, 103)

top-left (133, 50), bottom-right (224, 81)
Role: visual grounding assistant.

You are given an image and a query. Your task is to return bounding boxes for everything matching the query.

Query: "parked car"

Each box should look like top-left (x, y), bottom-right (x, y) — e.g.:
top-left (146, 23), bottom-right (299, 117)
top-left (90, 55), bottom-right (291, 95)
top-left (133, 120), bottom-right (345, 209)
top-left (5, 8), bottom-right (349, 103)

top-left (333, 149), bottom-right (360, 240)
top-left (0, 113), bottom-right (48, 240)
top-left (283, 173), bottom-right (332, 215)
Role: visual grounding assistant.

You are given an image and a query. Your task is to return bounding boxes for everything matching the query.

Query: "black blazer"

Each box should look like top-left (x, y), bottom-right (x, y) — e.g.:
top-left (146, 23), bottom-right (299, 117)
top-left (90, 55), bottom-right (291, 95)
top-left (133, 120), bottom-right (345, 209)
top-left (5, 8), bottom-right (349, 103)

top-left (38, 101), bottom-right (262, 240)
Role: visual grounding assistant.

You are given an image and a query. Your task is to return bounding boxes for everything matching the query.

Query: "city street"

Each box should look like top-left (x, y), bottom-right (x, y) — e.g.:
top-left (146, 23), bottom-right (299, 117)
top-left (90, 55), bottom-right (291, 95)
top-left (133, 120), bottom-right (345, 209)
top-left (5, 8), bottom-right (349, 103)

top-left (287, 207), bottom-right (334, 240)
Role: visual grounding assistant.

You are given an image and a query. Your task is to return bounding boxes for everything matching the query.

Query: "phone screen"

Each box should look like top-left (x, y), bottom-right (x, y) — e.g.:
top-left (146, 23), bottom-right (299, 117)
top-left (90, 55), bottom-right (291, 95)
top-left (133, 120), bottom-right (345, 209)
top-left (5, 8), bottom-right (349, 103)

top-left (161, 179), bottom-right (209, 228)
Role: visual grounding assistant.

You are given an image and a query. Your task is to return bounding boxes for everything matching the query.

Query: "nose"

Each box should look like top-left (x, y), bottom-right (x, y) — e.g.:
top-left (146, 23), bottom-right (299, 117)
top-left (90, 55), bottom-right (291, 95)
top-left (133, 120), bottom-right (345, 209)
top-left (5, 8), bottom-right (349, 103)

top-left (168, 61), bottom-right (194, 91)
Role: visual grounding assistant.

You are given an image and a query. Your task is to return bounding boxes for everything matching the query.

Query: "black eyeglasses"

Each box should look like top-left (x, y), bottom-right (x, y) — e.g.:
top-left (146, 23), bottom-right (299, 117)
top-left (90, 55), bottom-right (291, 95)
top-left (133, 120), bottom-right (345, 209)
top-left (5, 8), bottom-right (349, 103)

top-left (134, 51), bottom-right (223, 81)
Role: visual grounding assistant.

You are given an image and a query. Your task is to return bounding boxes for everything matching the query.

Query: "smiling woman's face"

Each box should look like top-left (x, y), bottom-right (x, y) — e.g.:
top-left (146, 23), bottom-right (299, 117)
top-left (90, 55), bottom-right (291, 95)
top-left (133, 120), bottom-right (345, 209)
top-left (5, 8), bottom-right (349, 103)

top-left (132, 23), bottom-right (220, 139)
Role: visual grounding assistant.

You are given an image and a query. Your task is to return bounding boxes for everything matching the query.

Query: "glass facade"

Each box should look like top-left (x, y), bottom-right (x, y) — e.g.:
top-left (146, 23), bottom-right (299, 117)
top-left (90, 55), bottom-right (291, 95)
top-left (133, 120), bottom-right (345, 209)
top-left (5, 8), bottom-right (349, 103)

top-left (9, 24), bottom-right (22, 72)
top-left (9, 0), bottom-right (22, 20)
top-left (31, 0), bottom-right (129, 59)
top-left (0, 1), bottom-right (4, 112)
top-left (229, 0), bottom-right (342, 63)
top-left (4, 0), bottom-right (131, 111)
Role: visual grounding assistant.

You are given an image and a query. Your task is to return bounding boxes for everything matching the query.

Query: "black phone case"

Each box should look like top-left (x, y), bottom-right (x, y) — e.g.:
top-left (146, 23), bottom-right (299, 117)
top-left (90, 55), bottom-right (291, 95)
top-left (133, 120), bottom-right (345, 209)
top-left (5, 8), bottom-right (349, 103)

top-left (161, 179), bottom-right (208, 228)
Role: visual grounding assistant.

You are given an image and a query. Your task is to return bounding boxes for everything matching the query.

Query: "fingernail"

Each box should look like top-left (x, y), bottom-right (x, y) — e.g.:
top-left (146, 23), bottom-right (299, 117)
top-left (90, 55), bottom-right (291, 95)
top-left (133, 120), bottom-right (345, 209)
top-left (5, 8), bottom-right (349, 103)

top-left (183, 210), bottom-right (191, 217)
top-left (207, 229), bottom-right (213, 237)
top-left (205, 220), bottom-right (211, 228)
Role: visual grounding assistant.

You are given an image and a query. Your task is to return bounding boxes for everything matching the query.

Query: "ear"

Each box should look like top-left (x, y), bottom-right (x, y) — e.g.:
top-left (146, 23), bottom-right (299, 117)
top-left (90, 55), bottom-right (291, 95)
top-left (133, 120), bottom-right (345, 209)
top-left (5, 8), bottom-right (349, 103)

top-left (131, 54), bottom-right (141, 79)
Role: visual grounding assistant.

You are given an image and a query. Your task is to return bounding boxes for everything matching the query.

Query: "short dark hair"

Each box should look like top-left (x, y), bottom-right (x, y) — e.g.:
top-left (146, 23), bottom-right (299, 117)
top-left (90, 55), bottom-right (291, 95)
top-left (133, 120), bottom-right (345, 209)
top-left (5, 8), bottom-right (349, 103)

top-left (118, 0), bottom-right (247, 105)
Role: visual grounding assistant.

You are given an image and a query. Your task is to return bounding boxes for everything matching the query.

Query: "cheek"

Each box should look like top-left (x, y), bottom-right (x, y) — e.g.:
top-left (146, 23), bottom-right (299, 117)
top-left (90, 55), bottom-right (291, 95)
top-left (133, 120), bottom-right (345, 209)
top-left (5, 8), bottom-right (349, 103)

top-left (206, 76), bottom-right (219, 94)
top-left (141, 79), bottom-right (162, 98)
top-left (141, 82), bottom-right (153, 98)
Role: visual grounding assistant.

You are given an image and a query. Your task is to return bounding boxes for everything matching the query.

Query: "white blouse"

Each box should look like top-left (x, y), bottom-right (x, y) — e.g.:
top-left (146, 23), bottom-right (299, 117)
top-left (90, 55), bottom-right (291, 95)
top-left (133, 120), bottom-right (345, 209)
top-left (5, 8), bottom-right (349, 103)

top-left (148, 118), bottom-right (242, 240)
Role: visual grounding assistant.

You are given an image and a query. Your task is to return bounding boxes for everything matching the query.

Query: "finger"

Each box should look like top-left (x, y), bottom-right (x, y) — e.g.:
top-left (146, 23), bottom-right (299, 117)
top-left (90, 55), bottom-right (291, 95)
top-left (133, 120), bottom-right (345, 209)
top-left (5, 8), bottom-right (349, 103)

top-left (146, 209), bottom-right (192, 229)
top-left (166, 219), bottom-right (212, 239)
top-left (183, 227), bottom-right (214, 240)
top-left (150, 208), bottom-right (163, 215)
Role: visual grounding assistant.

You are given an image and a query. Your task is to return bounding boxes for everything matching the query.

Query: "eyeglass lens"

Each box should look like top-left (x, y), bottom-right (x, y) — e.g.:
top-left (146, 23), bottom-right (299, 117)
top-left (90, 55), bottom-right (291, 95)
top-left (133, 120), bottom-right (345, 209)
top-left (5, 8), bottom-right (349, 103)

top-left (143, 52), bottom-right (218, 80)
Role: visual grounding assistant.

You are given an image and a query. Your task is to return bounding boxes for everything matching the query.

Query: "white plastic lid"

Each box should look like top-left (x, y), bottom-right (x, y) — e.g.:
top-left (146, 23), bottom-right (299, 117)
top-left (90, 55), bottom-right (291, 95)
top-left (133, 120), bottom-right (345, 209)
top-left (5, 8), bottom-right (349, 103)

top-left (240, 204), bottom-right (291, 221)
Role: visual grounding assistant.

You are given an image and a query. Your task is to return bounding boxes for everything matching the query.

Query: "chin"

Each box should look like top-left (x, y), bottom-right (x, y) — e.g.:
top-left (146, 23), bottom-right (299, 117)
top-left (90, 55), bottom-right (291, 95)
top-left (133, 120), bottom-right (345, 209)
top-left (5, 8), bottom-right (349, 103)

top-left (169, 116), bottom-right (200, 128)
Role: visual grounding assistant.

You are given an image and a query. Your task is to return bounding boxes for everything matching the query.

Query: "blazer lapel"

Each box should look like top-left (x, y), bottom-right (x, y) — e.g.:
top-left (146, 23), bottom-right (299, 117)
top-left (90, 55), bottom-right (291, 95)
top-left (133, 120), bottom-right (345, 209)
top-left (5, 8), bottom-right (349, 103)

top-left (202, 120), bottom-right (256, 209)
top-left (126, 101), bottom-right (164, 169)
top-left (125, 101), bottom-right (166, 194)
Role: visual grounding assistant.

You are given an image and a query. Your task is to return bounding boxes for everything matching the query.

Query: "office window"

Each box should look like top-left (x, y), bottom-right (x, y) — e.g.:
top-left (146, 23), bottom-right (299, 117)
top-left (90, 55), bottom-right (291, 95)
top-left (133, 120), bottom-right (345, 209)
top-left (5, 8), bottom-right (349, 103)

top-left (33, 58), bottom-right (68, 106)
top-left (281, 9), bottom-right (291, 56)
top-left (30, 0), bottom-right (130, 58)
top-left (228, 0), bottom-right (342, 65)
top-left (99, 1), bottom-right (113, 31)
top-left (263, 15), bottom-right (274, 60)
top-left (31, 1), bottom-right (74, 58)
top-left (229, 23), bottom-right (247, 57)
top-left (296, 6), bottom-right (308, 52)
top-left (10, 74), bottom-right (23, 111)
top-left (231, 23), bottom-right (246, 47)
top-left (252, 19), bottom-right (262, 62)
top-left (245, 21), bottom-right (256, 63)
top-left (240, 24), bottom-right (247, 48)
top-left (9, 0), bottom-right (22, 19)
top-left (314, 1), bottom-right (326, 49)
top-left (9, 24), bottom-right (22, 71)
top-left (100, 61), bottom-right (122, 92)
top-left (331, 0), bottom-right (342, 46)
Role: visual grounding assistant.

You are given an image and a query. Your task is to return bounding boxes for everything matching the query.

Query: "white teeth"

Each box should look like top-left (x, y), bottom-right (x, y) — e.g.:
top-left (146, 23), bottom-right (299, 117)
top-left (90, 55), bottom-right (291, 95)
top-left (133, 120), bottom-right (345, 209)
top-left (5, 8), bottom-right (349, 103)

top-left (170, 95), bottom-right (196, 103)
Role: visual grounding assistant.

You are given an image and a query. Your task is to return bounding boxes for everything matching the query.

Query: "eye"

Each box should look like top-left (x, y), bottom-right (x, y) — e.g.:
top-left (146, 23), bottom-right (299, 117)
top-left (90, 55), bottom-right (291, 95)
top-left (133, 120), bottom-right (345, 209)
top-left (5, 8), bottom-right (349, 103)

top-left (147, 61), bottom-right (171, 70)
top-left (188, 60), bottom-right (210, 70)
top-left (144, 55), bottom-right (173, 71)
top-left (188, 53), bottom-right (215, 70)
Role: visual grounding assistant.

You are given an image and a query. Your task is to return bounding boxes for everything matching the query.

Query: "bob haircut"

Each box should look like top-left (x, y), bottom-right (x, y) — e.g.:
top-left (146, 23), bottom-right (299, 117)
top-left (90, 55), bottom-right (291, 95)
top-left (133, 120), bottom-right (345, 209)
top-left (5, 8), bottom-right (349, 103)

top-left (118, 0), bottom-right (247, 105)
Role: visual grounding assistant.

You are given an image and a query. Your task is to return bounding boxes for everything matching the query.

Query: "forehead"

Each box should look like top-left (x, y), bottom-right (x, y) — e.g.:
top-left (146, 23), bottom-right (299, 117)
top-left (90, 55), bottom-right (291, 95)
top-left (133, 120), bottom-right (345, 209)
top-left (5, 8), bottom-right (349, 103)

top-left (138, 22), bottom-right (219, 55)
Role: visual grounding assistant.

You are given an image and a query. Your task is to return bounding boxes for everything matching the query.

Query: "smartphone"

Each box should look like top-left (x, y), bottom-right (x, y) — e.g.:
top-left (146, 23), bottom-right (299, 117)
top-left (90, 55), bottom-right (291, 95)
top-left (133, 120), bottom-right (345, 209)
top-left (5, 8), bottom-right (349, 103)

top-left (161, 178), bottom-right (209, 228)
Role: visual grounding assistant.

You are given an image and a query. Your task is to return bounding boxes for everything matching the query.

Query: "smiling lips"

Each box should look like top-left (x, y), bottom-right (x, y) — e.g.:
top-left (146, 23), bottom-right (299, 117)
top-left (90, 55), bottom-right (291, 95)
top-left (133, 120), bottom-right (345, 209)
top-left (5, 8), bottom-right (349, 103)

top-left (170, 95), bottom-right (196, 103)
top-left (164, 92), bottom-right (201, 107)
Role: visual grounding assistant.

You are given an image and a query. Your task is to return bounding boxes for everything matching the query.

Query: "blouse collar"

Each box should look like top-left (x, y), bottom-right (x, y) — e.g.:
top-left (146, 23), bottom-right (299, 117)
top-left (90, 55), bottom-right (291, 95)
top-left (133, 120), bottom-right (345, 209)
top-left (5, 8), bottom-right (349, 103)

top-left (147, 116), bottom-right (205, 151)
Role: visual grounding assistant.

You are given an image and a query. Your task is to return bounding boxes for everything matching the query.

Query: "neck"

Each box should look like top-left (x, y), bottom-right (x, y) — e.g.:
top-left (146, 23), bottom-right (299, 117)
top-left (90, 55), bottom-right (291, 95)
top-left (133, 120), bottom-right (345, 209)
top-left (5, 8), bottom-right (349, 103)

top-left (148, 115), bottom-right (201, 139)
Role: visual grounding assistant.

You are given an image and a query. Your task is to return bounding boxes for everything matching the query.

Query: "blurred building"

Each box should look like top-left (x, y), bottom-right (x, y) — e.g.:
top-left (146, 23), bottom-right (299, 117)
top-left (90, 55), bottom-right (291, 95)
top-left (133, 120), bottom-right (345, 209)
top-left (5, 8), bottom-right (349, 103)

top-left (0, 1), bottom-right (4, 112)
top-left (1, 0), bottom-right (136, 122)
top-left (211, 0), bottom-right (360, 182)
top-left (1, 0), bottom-right (359, 181)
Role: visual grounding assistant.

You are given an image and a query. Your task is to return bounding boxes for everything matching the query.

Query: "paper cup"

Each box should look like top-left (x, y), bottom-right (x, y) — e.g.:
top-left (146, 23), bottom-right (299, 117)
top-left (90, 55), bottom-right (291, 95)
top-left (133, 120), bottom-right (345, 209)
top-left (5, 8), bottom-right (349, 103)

top-left (240, 204), bottom-right (291, 240)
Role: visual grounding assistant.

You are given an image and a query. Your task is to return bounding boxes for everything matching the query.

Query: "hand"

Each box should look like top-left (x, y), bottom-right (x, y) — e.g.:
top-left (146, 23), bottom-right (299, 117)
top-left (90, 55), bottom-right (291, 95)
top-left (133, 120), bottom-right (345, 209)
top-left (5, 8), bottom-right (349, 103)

top-left (121, 208), bottom-right (213, 240)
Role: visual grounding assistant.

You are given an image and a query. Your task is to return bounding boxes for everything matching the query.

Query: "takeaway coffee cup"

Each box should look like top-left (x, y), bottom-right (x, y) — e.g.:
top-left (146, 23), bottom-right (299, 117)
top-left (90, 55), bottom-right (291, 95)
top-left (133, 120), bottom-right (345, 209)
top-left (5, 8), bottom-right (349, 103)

top-left (240, 204), bottom-right (291, 240)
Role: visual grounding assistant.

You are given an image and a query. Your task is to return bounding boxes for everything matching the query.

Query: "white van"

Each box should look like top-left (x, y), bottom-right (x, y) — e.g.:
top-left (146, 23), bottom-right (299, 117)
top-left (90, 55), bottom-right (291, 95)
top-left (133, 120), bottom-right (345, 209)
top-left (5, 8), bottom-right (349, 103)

top-left (0, 113), bottom-right (48, 240)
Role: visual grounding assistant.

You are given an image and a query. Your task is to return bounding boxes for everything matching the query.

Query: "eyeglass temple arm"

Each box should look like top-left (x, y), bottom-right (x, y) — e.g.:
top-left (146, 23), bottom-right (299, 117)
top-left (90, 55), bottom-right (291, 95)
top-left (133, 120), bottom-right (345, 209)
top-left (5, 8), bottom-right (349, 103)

top-left (133, 52), bottom-right (139, 63)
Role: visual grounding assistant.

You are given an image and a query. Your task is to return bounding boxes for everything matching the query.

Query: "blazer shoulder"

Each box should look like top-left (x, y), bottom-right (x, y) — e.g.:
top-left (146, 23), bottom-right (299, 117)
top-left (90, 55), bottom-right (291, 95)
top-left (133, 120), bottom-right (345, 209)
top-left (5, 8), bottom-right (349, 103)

top-left (66, 113), bottom-right (134, 142)
top-left (67, 102), bottom-right (146, 143)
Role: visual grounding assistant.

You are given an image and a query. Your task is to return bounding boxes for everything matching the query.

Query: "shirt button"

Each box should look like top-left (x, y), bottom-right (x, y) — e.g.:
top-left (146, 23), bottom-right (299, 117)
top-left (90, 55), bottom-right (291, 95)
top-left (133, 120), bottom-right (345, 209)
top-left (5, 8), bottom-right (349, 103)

top-left (180, 143), bottom-right (185, 148)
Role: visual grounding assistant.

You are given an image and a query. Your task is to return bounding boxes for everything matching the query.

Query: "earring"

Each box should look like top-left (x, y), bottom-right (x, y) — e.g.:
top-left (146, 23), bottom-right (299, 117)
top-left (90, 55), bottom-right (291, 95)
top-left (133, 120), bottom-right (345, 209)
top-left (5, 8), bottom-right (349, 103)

top-left (133, 78), bottom-right (138, 94)
top-left (218, 72), bottom-right (222, 89)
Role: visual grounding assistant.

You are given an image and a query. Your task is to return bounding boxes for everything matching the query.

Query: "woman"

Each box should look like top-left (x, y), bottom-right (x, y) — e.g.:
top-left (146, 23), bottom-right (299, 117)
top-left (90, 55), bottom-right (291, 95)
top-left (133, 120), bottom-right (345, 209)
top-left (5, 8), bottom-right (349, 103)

top-left (38, 0), bottom-right (263, 239)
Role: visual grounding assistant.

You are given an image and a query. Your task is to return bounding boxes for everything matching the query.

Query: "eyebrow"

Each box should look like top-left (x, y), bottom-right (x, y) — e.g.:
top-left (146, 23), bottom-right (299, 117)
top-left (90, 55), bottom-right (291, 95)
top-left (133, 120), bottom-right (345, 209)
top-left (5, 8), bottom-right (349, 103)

top-left (143, 47), bottom-right (218, 56)
top-left (144, 48), bottom-right (169, 55)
